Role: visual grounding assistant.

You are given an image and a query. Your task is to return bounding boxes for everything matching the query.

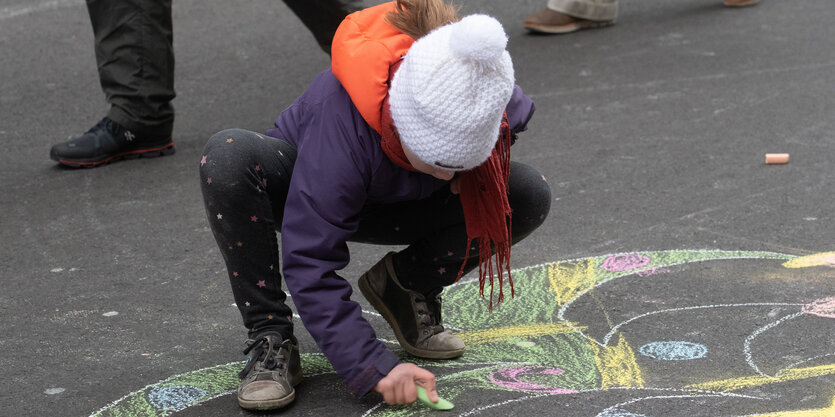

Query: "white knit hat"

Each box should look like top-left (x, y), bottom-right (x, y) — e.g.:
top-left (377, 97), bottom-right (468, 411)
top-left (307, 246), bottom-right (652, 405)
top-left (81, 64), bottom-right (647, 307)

top-left (389, 14), bottom-right (515, 171)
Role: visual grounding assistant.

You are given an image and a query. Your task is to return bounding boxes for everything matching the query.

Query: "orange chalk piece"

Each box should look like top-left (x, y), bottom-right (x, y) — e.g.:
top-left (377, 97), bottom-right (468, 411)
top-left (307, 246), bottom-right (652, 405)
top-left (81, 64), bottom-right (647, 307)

top-left (765, 153), bottom-right (789, 165)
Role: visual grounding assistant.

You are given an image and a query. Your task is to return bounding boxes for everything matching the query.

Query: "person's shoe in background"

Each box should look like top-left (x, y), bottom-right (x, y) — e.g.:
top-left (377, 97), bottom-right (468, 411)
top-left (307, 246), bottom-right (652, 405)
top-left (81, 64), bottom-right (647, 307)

top-left (50, 117), bottom-right (174, 168)
top-left (523, 8), bottom-right (614, 34)
top-left (724, 0), bottom-right (760, 7)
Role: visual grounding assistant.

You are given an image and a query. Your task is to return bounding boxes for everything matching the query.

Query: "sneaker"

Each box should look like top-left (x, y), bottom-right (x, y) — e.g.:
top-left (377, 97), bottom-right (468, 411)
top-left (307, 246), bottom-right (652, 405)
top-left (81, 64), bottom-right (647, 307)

top-left (723, 0), bottom-right (760, 6)
top-left (237, 335), bottom-right (303, 410)
top-left (358, 252), bottom-right (465, 359)
top-left (523, 8), bottom-right (614, 34)
top-left (50, 117), bottom-right (175, 168)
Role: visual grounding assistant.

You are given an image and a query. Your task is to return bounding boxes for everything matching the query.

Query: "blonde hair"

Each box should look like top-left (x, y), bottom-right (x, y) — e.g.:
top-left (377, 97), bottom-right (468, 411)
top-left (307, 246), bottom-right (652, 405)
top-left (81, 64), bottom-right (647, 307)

top-left (385, 0), bottom-right (460, 40)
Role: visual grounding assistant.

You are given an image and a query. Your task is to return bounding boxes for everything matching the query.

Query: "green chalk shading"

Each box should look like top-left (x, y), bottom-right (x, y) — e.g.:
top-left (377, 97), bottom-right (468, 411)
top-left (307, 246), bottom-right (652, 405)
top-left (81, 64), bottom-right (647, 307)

top-left (91, 250), bottom-right (806, 417)
top-left (444, 250), bottom-right (794, 331)
top-left (415, 386), bottom-right (454, 411)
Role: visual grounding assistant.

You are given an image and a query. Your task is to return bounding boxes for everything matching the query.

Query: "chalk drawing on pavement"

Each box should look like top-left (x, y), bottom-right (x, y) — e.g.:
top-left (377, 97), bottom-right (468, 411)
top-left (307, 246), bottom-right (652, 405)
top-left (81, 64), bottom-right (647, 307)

top-left (90, 249), bottom-right (835, 416)
top-left (638, 341), bottom-right (708, 361)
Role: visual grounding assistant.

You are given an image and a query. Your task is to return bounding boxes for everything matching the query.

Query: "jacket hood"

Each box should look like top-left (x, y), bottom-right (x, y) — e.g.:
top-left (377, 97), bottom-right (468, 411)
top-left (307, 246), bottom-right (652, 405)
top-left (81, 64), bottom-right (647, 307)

top-left (331, 1), bottom-right (414, 134)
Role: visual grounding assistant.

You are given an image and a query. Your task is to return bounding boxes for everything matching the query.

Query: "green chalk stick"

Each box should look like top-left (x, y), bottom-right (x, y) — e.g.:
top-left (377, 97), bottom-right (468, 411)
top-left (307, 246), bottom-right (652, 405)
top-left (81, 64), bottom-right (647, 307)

top-left (416, 386), bottom-right (454, 411)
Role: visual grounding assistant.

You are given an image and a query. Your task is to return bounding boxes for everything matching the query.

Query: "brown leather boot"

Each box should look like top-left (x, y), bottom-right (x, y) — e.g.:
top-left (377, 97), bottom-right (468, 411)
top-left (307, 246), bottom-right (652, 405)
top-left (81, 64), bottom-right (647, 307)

top-left (724, 0), bottom-right (760, 7)
top-left (523, 8), bottom-right (614, 34)
top-left (237, 335), bottom-right (302, 410)
top-left (359, 252), bottom-right (465, 359)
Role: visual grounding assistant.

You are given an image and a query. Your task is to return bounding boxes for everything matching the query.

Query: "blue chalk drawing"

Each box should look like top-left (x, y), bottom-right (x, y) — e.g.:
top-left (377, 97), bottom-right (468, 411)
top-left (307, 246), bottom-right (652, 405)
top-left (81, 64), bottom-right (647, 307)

top-left (639, 341), bottom-right (708, 361)
top-left (147, 385), bottom-right (208, 412)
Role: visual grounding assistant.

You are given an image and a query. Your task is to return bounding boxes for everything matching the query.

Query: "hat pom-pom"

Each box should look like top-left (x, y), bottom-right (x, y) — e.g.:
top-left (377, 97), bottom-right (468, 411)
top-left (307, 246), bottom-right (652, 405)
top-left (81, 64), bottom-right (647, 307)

top-left (449, 15), bottom-right (508, 63)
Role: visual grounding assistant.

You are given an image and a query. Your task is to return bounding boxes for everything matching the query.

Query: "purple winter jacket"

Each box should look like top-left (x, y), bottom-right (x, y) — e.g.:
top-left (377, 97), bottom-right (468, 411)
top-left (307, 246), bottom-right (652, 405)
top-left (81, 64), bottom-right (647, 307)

top-left (265, 68), bottom-right (535, 397)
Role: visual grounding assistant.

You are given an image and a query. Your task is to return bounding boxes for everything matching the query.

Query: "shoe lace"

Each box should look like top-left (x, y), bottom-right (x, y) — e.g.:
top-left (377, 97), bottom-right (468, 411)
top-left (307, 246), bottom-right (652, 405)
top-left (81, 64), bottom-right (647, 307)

top-left (87, 117), bottom-right (121, 135)
top-left (415, 289), bottom-right (445, 336)
top-left (238, 335), bottom-right (288, 379)
top-left (87, 118), bottom-right (109, 133)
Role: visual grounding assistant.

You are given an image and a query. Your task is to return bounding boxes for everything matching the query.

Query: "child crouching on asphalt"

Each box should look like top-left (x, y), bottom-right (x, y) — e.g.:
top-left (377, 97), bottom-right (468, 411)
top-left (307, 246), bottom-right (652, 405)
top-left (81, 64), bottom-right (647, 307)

top-left (199, 0), bottom-right (552, 410)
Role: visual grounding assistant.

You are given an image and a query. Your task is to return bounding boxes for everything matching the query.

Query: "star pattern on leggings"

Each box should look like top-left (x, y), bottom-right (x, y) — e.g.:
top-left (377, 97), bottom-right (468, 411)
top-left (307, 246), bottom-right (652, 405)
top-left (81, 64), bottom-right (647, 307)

top-left (250, 215), bottom-right (258, 222)
top-left (257, 280), bottom-right (266, 288)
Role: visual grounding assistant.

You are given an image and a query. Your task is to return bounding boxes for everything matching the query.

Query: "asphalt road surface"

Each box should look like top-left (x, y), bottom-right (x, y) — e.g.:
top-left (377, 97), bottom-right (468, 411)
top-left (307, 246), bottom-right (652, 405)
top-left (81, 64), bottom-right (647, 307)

top-left (1, 0), bottom-right (834, 416)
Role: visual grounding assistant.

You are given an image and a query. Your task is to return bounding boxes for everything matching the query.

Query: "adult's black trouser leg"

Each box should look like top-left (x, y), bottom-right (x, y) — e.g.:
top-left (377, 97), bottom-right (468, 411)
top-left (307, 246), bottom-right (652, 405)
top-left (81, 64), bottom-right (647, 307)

top-left (282, 0), bottom-right (365, 54)
top-left (86, 0), bottom-right (175, 137)
top-left (84, 0), bottom-right (360, 136)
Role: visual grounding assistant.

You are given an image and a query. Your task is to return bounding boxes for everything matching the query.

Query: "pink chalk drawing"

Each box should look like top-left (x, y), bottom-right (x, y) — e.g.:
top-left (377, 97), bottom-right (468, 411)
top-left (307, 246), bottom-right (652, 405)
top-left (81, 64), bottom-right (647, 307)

top-left (486, 366), bottom-right (579, 394)
top-left (601, 254), bottom-right (651, 272)
top-left (802, 296), bottom-right (835, 318)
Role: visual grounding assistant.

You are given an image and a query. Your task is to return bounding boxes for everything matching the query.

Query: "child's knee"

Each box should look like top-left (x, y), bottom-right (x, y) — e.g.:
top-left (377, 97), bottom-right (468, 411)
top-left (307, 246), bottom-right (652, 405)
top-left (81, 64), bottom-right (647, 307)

top-left (201, 128), bottom-right (261, 172)
top-left (205, 128), bottom-right (251, 153)
top-left (509, 164), bottom-right (552, 228)
top-left (526, 178), bottom-right (552, 229)
top-left (531, 172), bottom-right (552, 220)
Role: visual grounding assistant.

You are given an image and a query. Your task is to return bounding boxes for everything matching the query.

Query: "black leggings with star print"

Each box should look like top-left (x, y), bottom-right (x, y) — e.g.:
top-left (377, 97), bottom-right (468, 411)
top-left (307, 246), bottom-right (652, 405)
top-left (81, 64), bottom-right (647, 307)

top-left (200, 128), bottom-right (552, 340)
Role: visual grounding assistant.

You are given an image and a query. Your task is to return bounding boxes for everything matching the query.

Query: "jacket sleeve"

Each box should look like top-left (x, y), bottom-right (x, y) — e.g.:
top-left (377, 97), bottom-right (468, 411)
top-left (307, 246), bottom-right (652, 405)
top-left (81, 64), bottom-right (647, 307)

top-left (506, 85), bottom-right (536, 136)
top-left (279, 102), bottom-right (400, 397)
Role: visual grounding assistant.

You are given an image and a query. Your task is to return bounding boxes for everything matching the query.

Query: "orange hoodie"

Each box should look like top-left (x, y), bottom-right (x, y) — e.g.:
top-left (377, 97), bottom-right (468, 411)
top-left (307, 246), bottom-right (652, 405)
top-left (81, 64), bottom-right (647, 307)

top-left (331, 1), bottom-right (413, 135)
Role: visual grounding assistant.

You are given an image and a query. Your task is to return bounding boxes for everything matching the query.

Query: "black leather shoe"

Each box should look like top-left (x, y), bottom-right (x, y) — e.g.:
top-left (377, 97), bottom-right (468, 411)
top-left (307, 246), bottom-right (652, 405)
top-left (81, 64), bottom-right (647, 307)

top-left (50, 117), bottom-right (174, 168)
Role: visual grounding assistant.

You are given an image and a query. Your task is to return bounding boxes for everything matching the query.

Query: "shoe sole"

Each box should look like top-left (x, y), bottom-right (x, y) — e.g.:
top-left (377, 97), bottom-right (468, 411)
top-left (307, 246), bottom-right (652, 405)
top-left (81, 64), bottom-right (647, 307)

top-left (724, 0), bottom-right (760, 6)
top-left (358, 273), bottom-right (465, 360)
top-left (52, 142), bottom-right (176, 168)
top-left (237, 370), bottom-right (302, 410)
top-left (238, 391), bottom-right (295, 411)
top-left (524, 19), bottom-right (614, 34)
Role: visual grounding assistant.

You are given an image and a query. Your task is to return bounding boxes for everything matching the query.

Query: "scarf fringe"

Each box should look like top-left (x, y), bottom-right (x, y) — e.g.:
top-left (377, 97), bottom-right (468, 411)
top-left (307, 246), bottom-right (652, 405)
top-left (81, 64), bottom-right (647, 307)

top-left (453, 116), bottom-right (514, 311)
top-left (455, 237), bottom-right (514, 312)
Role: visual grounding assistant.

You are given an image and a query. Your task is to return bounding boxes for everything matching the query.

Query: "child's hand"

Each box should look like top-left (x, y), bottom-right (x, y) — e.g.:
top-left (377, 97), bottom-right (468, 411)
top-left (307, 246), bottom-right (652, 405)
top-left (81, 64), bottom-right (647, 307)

top-left (373, 363), bottom-right (437, 404)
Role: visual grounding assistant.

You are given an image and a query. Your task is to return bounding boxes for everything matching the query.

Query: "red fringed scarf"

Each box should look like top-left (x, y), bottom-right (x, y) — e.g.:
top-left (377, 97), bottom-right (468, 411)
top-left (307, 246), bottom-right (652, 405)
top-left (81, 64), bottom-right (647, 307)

top-left (380, 96), bottom-right (514, 311)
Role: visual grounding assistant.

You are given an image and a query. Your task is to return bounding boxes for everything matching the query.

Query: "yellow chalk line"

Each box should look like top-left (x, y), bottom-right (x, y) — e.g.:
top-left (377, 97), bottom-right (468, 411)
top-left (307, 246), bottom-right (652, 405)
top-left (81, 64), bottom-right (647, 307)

top-left (456, 322), bottom-right (584, 346)
top-left (687, 363), bottom-right (835, 392)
